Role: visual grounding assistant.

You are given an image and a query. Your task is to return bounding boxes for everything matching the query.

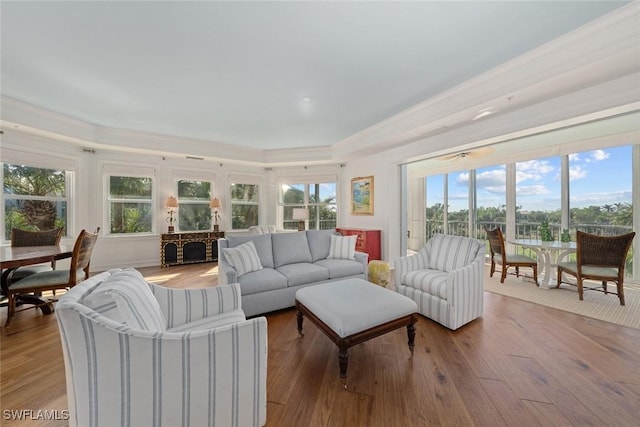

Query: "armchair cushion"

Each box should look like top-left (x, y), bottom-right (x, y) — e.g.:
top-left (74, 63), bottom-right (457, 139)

top-left (222, 240), bottom-right (263, 276)
top-left (83, 268), bottom-right (166, 331)
top-left (428, 233), bottom-right (482, 272)
top-left (401, 269), bottom-right (449, 299)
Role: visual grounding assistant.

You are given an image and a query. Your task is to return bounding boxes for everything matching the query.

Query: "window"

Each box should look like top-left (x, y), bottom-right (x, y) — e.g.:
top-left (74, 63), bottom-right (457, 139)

top-left (231, 183), bottom-right (258, 230)
top-left (515, 157), bottom-right (561, 239)
top-left (107, 176), bottom-right (153, 234)
top-left (475, 165), bottom-right (506, 237)
top-left (280, 182), bottom-right (337, 230)
top-left (447, 171), bottom-right (469, 237)
top-left (177, 179), bottom-right (212, 231)
top-left (3, 163), bottom-right (69, 239)
top-left (425, 175), bottom-right (445, 238)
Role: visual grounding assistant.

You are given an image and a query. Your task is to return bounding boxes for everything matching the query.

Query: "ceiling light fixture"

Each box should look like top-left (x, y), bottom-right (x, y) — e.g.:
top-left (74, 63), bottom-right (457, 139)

top-left (302, 96), bottom-right (312, 103)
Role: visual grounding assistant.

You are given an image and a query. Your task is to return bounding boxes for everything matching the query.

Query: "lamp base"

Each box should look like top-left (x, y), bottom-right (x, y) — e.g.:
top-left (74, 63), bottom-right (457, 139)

top-left (297, 221), bottom-right (305, 231)
top-left (168, 225), bottom-right (175, 233)
top-left (214, 224), bottom-right (220, 232)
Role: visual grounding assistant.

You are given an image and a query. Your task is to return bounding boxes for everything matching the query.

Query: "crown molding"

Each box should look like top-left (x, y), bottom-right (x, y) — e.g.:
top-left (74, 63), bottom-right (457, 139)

top-left (333, 1), bottom-right (640, 160)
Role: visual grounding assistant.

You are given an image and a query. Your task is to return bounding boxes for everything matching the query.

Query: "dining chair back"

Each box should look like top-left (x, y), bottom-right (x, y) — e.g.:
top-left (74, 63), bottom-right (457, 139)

top-left (557, 231), bottom-right (635, 305)
top-left (4, 228), bottom-right (100, 327)
top-left (7, 228), bottom-right (65, 285)
top-left (484, 227), bottom-right (538, 284)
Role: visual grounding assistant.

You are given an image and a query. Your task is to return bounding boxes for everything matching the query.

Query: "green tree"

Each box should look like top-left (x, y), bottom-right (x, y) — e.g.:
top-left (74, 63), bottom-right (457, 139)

top-left (3, 164), bottom-right (66, 233)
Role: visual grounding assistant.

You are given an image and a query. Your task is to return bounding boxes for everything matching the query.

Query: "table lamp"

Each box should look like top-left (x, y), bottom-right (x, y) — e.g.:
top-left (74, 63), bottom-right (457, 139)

top-left (293, 208), bottom-right (308, 231)
top-left (165, 195), bottom-right (178, 233)
top-left (210, 198), bottom-right (221, 231)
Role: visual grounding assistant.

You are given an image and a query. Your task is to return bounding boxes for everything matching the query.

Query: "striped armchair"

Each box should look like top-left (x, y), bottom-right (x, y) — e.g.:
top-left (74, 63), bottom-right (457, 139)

top-left (394, 234), bottom-right (485, 330)
top-left (56, 268), bottom-right (267, 427)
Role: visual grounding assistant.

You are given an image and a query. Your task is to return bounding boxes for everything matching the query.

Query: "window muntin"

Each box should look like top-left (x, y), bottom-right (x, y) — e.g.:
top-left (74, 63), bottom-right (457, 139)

top-left (177, 179), bottom-right (212, 231)
top-left (108, 176), bottom-right (153, 234)
top-left (3, 163), bottom-right (69, 239)
top-left (231, 183), bottom-right (259, 230)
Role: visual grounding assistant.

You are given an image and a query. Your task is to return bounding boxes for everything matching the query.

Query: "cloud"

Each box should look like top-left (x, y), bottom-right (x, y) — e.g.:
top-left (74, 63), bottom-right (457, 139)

top-left (515, 184), bottom-right (550, 196)
top-left (591, 149), bottom-right (610, 161)
top-left (569, 165), bottom-right (587, 181)
top-left (568, 153), bottom-right (580, 161)
top-left (515, 160), bottom-right (555, 183)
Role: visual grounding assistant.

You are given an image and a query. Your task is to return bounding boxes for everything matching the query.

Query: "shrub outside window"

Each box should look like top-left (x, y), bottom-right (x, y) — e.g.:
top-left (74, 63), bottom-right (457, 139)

top-left (108, 176), bottom-right (153, 234)
top-left (231, 183), bottom-right (258, 229)
top-left (3, 163), bottom-right (68, 240)
top-left (177, 180), bottom-right (212, 231)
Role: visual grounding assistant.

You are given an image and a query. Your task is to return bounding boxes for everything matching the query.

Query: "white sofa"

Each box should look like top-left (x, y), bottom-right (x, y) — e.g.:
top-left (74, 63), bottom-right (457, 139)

top-left (56, 268), bottom-right (267, 427)
top-left (394, 234), bottom-right (485, 330)
top-left (218, 229), bottom-right (368, 317)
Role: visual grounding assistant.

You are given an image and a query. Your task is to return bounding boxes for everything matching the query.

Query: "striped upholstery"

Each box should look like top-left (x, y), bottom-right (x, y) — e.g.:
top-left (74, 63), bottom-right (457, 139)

top-left (56, 269), bottom-right (268, 427)
top-left (84, 269), bottom-right (166, 331)
top-left (327, 235), bottom-right (357, 260)
top-left (221, 241), bottom-right (263, 276)
top-left (394, 234), bottom-right (485, 330)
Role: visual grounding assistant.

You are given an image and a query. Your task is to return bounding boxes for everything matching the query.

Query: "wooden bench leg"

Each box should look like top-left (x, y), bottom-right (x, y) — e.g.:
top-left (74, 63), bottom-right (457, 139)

top-left (407, 322), bottom-right (416, 354)
top-left (296, 310), bottom-right (304, 336)
top-left (338, 348), bottom-right (349, 379)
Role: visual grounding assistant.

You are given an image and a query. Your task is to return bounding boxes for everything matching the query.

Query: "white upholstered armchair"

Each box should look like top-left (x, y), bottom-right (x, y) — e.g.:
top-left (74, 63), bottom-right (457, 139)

top-left (394, 234), bottom-right (485, 330)
top-left (56, 268), bottom-right (267, 427)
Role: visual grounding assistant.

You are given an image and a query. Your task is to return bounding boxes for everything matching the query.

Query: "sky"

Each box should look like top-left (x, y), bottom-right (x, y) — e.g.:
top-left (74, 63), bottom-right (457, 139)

top-left (427, 145), bottom-right (633, 212)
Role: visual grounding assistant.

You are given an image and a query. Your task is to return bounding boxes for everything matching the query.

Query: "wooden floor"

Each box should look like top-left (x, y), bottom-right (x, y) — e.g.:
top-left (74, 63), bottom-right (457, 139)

top-left (2, 263), bottom-right (640, 426)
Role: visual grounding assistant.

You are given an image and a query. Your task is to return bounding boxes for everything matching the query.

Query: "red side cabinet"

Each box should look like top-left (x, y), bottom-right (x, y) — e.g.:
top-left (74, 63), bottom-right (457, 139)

top-left (336, 228), bottom-right (381, 261)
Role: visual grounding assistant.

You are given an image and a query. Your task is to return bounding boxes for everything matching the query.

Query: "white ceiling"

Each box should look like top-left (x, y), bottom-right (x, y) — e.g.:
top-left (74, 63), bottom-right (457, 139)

top-left (0, 1), bottom-right (631, 151)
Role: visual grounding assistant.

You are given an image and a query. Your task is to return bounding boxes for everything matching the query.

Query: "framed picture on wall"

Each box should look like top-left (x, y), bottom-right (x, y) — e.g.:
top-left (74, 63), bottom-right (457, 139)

top-left (351, 176), bottom-right (374, 215)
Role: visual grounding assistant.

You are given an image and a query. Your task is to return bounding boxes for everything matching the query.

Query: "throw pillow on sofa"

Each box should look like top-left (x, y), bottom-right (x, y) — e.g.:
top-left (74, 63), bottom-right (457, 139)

top-left (222, 240), bottom-right (263, 276)
top-left (327, 235), bottom-right (357, 260)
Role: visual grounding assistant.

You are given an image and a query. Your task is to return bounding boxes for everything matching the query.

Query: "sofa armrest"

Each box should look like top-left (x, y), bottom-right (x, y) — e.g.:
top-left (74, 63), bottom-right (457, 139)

top-left (57, 308), bottom-right (267, 427)
top-left (354, 251), bottom-right (369, 279)
top-left (149, 282), bottom-right (243, 329)
top-left (217, 255), bottom-right (239, 286)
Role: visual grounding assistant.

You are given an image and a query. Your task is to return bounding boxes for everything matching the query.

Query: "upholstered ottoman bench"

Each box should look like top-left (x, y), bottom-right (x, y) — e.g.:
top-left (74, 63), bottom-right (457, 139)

top-left (295, 278), bottom-right (418, 384)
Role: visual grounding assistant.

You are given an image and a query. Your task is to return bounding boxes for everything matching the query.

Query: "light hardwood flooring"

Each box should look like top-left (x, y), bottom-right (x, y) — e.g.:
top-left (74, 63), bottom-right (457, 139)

top-left (1, 263), bottom-right (639, 426)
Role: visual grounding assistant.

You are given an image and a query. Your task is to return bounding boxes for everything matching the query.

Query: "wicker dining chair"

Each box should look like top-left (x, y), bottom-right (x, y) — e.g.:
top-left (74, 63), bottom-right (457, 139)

top-left (4, 228), bottom-right (100, 327)
top-left (7, 227), bottom-right (64, 285)
top-left (485, 227), bottom-right (538, 284)
top-left (557, 231), bottom-right (635, 305)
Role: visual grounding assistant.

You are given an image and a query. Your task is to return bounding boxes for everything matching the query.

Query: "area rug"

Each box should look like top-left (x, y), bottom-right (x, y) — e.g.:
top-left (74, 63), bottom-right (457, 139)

top-left (484, 267), bottom-right (640, 330)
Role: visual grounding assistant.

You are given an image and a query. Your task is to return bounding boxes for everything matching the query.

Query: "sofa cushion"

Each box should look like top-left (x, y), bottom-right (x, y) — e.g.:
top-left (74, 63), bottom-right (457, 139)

top-left (237, 268), bottom-right (288, 295)
top-left (276, 263), bottom-right (330, 287)
top-left (226, 234), bottom-right (274, 268)
top-left (402, 268), bottom-right (449, 299)
top-left (83, 268), bottom-right (167, 331)
top-left (327, 235), bottom-right (357, 260)
top-left (272, 232), bottom-right (312, 268)
top-left (428, 234), bottom-right (481, 272)
top-left (306, 229), bottom-right (337, 262)
top-left (315, 259), bottom-right (364, 279)
top-left (222, 241), bottom-right (263, 276)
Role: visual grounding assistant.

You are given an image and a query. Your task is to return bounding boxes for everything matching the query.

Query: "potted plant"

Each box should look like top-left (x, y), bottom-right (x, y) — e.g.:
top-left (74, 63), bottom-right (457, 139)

top-left (561, 229), bottom-right (572, 242)
top-left (539, 220), bottom-right (554, 241)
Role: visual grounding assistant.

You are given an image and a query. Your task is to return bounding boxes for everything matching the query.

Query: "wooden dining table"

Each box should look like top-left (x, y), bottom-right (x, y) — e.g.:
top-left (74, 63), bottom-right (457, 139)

top-left (1, 244), bottom-right (73, 315)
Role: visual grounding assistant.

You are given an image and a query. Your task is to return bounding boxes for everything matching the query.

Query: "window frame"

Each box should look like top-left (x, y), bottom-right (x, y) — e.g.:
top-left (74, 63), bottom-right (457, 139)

top-left (2, 160), bottom-right (74, 242)
top-left (104, 173), bottom-right (155, 237)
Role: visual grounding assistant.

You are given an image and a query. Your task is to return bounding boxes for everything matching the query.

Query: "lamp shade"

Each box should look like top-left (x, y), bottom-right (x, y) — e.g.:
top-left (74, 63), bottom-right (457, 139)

top-left (292, 208), bottom-right (308, 220)
top-left (210, 198), bottom-right (221, 209)
top-left (165, 196), bottom-right (178, 208)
